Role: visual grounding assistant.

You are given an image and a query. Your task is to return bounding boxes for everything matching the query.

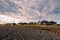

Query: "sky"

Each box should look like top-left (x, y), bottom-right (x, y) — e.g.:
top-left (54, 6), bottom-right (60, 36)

top-left (0, 0), bottom-right (60, 24)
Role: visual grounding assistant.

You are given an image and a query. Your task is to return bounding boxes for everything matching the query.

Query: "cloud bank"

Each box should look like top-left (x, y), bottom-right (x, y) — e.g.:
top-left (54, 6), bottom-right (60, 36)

top-left (0, 0), bottom-right (60, 23)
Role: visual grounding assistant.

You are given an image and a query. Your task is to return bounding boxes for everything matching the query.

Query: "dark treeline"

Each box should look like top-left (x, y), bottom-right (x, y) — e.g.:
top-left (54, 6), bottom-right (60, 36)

top-left (18, 20), bottom-right (57, 25)
top-left (5, 20), bottom-right (58, 25)
top-left (37, 20), bottom-right (57, 25)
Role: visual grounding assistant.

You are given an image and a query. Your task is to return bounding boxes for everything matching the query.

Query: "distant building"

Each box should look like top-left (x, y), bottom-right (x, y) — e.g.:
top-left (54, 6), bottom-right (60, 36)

top-left (37, 21), bottom-right (41, 24)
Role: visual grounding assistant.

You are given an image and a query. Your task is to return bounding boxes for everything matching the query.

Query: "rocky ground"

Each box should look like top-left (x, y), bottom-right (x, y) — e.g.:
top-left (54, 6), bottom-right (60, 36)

top-left (0, 25), bottom-right (60, 40)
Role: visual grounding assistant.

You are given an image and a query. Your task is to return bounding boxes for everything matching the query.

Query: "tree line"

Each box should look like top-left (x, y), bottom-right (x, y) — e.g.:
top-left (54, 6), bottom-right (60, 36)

top-left (5, 20), bottom-right (57, 25)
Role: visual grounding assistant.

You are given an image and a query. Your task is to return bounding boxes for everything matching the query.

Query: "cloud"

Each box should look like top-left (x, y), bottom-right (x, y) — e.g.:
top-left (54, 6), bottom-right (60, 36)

top-left (0, 0), bottom-right (60, 23)
top-left (0, 0), bottom-right (21, 13)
